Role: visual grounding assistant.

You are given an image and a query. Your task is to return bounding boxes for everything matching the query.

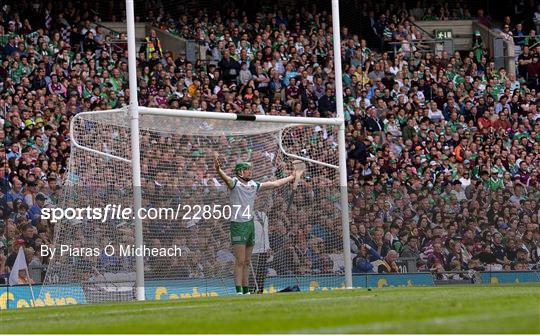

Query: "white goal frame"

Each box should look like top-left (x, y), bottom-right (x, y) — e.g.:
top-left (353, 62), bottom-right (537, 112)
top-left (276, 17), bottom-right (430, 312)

top-left (121, 0), bottom-right (351, 300)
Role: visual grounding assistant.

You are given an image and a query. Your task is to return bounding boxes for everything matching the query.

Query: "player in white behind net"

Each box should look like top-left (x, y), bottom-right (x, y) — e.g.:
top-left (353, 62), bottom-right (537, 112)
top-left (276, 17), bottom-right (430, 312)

top-left (214, 152), bottom-right (304, 295)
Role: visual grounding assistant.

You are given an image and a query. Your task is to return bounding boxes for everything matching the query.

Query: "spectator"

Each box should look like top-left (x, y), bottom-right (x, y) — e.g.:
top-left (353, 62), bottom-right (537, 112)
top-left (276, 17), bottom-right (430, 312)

top-left (318, 86), bottom-right (336, 117)
top-left (513, 23), bottom-right (526, 46)
top-left (401, 236), bottom-right (421, 261)
top-left (352, 243), bottom-right (381, 273)
top-left (144, 29), bottom-right (163, 59)
top-left (428, 242), bottom-right (448, 270)
top-left (377, 250), bottom-right (400, 273)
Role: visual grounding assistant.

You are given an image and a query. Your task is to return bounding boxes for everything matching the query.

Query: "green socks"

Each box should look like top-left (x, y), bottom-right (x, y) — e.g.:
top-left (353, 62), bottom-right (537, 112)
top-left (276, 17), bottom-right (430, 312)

top-left (235, 286), bottom-right (250, 294)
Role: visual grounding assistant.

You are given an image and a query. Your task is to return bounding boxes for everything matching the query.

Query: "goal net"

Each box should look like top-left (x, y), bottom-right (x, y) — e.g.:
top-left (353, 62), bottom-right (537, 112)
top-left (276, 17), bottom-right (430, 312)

top-left (39, 110), bottom-right (346, 303)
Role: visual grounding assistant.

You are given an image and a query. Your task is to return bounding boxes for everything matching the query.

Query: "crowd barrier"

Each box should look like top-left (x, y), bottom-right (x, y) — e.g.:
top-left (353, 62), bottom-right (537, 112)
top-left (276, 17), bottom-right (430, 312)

top-left (480, 270), bottom-right (540, 284)
top-left (1, 271), bottom-right (538, 309)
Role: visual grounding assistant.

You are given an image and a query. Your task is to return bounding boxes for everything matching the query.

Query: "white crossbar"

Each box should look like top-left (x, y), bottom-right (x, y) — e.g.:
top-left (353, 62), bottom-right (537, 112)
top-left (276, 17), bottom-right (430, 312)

top-left (138, 106), bottom-right (343, 126)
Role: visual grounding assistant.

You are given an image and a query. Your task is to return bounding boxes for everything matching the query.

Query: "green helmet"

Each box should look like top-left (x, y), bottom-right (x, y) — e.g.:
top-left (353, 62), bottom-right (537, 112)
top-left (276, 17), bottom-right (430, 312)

top-left (234, 162), bottom-right (252, 173)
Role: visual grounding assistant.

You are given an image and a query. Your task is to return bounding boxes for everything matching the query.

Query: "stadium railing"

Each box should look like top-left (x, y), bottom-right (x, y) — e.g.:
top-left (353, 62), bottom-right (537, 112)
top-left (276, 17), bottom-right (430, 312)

top-left (387, 38), bottom-right (455, 57)
top-left (396, 257), bottom-right (418, 273)
top-left (473, 21), bottom-right (516, 75)
top-left (411, 21), bottom-right (435, 40)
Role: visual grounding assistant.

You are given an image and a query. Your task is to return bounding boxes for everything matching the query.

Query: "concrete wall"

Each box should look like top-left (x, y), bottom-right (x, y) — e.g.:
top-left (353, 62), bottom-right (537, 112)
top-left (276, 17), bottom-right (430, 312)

top-left (145, 26), bottom-right (208, 61)
top-left (415, 20), bottom-right (474, 51)
top-left (100, 22), bottom-right (205, 60)
top-left (473, 21), bottom-right (516, 75)
top-left (145, 24), bottom-right (187, 58)
top-left (99, 22), bottom-right (147, 40)
top-left (415, 20), bottom-right (516, 74)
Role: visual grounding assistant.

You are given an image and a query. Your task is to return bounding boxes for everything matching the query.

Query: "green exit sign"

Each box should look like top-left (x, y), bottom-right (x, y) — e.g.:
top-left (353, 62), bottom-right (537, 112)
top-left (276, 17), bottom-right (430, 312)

top-left (435, 29), bottom-right (453, 39)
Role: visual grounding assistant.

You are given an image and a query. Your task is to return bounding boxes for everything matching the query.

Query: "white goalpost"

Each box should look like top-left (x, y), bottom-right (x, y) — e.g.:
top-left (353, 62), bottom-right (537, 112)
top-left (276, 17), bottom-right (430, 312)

top-left (126, 0), bottom-right (351, 299)
top-left (330, 0), bottom-right (353, 292)
top-left (39, 0), bottom-right (352, 303)
top-left (125, 0), bottom-right (146, 302)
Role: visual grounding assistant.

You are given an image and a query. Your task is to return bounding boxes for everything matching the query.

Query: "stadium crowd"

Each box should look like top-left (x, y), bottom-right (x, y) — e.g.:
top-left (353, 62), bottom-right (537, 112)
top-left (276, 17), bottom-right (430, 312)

top-left (0, 0), bottom-right (538, 285)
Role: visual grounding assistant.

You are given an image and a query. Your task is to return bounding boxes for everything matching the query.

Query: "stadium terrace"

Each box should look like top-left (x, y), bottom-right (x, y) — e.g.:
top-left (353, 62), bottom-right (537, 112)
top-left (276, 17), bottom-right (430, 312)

top-left (0, 0), bottom-right (538, 333)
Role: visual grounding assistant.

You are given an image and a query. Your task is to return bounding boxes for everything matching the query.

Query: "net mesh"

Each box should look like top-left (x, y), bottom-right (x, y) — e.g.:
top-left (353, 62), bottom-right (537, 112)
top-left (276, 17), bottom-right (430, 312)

top-left (40, 111), bottom-right (345, 303)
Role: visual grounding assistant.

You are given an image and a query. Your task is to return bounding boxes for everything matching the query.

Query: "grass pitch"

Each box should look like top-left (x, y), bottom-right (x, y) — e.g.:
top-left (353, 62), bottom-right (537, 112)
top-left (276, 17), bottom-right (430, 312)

top-left (1, 285), bottom-right (539, 333)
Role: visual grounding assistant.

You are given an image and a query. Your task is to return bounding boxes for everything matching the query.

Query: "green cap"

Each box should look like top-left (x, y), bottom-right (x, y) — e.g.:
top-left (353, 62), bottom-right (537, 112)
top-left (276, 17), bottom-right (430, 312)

top-left (234, 162), bottom-right (252, 172)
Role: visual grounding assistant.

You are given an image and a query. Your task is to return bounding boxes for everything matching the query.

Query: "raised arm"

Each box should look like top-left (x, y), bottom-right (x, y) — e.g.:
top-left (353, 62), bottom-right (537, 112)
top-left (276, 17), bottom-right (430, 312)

top-left (259, 174), bottom-right (295, 191)
top-left (260, 162), bottom-right (304, 191)
top-left (214, 152), bottom-right (235, 189)
top-left (365, 244), bottom-right (382, 261)
top-left (0, 252), bottom-right (6, 276)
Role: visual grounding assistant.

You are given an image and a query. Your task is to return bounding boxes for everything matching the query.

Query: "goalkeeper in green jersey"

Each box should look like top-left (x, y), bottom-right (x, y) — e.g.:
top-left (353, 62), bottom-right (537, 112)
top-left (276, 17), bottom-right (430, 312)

top-left (214, 152), bottom-right (303, 295)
